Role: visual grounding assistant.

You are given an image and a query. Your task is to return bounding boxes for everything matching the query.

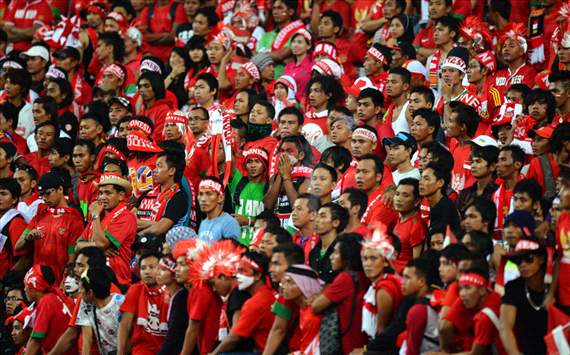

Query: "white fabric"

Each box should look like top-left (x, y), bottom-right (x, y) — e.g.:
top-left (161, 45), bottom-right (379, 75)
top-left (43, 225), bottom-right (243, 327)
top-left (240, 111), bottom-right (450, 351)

top-left (391, 101), bottom-right (410, 134)
top-left (362, 285), bottom-right (377, 337)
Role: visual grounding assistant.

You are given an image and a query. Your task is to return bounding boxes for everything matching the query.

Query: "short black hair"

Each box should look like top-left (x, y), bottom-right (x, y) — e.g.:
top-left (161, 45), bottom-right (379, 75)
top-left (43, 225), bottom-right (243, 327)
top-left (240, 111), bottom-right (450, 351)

top-left (462, 230), bottom-right (493, 258)
top-left (98, 31), bottom-right (125, 62)
top-left (75, 139), bottom-right (97, 156)
top-left (138, 250), bottom-right (162, 266)
top-left (449, 101), bottom-right (479, 138)
top-left (359, 153), bottom-right (384, 175)
top-left (157, 142), bottom-right (186, 182)
top-left (101, 157), bottom-right (128, 176)
top-left (81, 266), bottom-right (112, 299)
top-left (406, 257), bottom-right (439, 288)
top-left (466, 197), bottom-right (497, 235)
top-left (138, 71), bottom-right (165, 100)
top-left (243, 250), bottom-right (269, 278)
top-left (35, 120), bottom-right (58, 135)
top-left (500, 144), bottom-right (526, 167)
top-left (0, 141), bottom-right (16, 160)
top-left (0, 177), bottom-right (21, 200)
top-left (424, 161), bottom-right (450, 189)
top-left (342, 188), bottom-right (369, 218)
top-left (471, 145), bottom-right (499, 166)
top-left (296, 192), bottom-right (321, 212)
top-left (441, 243), bottom-right (470, 263)
top-left (321, 202), bottom-right (349, 232)
top-left (14, 163), bottom-right (37, 181)
top-left (49, 78), bottom-right (74, 107)
top-left (313, 162), bottom-right (338, 181)
top-left (272, 242), bottom-right (305, 265)
top-left (507, 84), bottom-right (532, 99)
top-left (237, 88), bottom-right (259, 113)
top-left (389, 67), bottom-right (411, 85)
top-left (0, 102), bottom-right (19, 130)
top-left (398, 178), bottom-right (420, 200)
top-left (278, 106), bottom-right (304, 126)
top-left (34, 96), bottom-right (58, 121)
top-left (551, 122), bottom-right (570, 154)
top-left (253, 99), bottom-right (275, 119)
top-left (435, 16), bottom-right (460, 41)
top-left (410, 85), bottom-right (435, 106)
top-left (264, 225), bottom-right (293, 244)
top-left (490, 0), bottom-right (511, 20)
top-left (276, 0), bottom-right (298, 14)
top-left (320, 146), bottom-right (352, 174)
top-left (525, 89), bottom-right (557, 123)
top-left (254, 210), bottom-right (281, 229)
top-left (358, 88), bottom-right (384, 107)
top-left (5, 69), bottom-right (31, 97)
top-left (39, 265), bottom-right (56, 287)
top-left (423, 141), bottom-right (454, 172)
top-left (321, 10), bottom-right (343, 34)
top-left (549, 71), bottom-right (570, 89)
top-left (412, 109), bottom-right (440, 139)
top-left (196, 72), bottom-right (219, 95)
top-left (76, 246), bottom-right (107, 268)
top-left (195, 7), bottom-right (219, 27)
top-left (336, 233), bottom-right (364, 272)
top-left (514, 179), bottom-right (542, 203)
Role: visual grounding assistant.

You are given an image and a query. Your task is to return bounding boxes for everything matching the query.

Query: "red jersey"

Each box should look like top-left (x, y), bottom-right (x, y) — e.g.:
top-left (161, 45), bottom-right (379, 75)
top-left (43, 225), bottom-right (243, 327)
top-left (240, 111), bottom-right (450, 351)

top-left (0, 211), bottom-right (27, 279)
top-left (368, 72), bottom-right (388, 93)
top-left (413, 23), bottom-right (436, 49)
top-left (188, 283), bottom-right (223, 354)
top-left (525, 153), bottom-right (560, 196)
top-left (493, 64), bottom-right (537, 96)
top-left (76, 171), bottom-right (100, 219)
top-left (449, 140), bottom-right (474, 193)
top-left (138, 1), bottom-right (186, 63)
top-left (297, 306), bottom-right (322, 353)
top-left (321, 0), bottom-right (352, 31)
top-left (556, 211), bottom-right (570, 306)
top-left (360, 188), bottom-right (398, 229)
top-left (451, 0), bottom-right (484, 18)
top-left (141, 99), bottom-right (174, 143)
top-left (393, 213), bottom-right (427, 274)
top-left (27, 205), bottom-right (84, 284)
top-left (70, 71), bottom-right (92, 107)
top-left (473, 83), bottom-right (504, 137)
top-left (22, 152), bottom-right (50, 177)
top-left (120, 283), bottom-right (170, 355)
top-left (79, 203), bottom-right (136, 285)
top-left (31, 292), bottom-right (73, 354)
top-left (231, 284), bottom-right (276, 351)
top-left (302, 109), bottom-right (329, 145)
top-left (4, 0), bottom-right (53, 51)
top-left (184, 145), bottom-right (210, 190)
top-left (0, 130), bottom-right (27, 155)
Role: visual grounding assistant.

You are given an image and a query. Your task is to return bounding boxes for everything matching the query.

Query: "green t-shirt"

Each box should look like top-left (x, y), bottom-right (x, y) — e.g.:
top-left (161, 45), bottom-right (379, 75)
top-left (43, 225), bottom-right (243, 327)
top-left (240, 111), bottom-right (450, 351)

top-left (256, 30), bottom-right (292, 78)
top-left (229, 170), bottom-right (267, 246)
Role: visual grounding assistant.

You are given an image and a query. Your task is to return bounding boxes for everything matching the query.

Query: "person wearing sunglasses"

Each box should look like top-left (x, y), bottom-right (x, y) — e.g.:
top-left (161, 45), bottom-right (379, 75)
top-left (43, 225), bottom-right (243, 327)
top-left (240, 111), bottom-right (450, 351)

top-left (500, 238), bottom-right (549, 355)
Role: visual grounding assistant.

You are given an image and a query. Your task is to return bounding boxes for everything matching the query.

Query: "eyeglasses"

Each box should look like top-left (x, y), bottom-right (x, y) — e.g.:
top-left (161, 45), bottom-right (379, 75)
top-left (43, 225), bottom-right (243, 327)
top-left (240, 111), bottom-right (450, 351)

top-left (509, 253), bottom-right (535, 265)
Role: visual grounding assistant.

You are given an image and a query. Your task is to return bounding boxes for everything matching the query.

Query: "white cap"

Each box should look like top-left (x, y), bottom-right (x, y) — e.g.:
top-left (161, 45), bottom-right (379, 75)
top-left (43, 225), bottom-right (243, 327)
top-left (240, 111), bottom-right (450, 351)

top-left (471, 135), bottom-right (498, 148)
top-left (23, 45), bottom-right (49, 61)
top-left (402, 60), bottom-right (428, 80)
top-left (127, 27), bottom-right (143, 47)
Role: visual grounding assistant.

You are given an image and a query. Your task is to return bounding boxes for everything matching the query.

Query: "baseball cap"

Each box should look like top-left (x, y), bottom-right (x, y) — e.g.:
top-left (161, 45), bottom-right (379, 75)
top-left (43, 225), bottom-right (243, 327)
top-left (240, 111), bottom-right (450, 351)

top-left (109, 96), bottom-right (132, 112)
top-left (504, 210), bottom-right (536, 238)
top-left (382, 132), bottom-right (417, 153)
top-left (471, 135), bottom-right (498, 148)
top-left (22, 45), bottom-right (49, 62)
top-left (53, 47), bottom-right (81, 61)
top-left (37, 171), bottom-right (65, 193)
top-left (528, 126), bottom-right (554, 139)
top-left (127, 27), bottom-right (143, 47)
top-left (402, 60), bottom-right (428, 81)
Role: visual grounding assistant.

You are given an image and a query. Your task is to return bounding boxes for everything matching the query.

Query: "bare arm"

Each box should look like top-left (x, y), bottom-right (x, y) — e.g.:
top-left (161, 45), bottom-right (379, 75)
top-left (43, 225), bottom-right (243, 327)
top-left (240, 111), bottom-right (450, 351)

top-left (376, 289), bottom-right (394, 334)
top-left (311, 294), bottom-right (333, 314)
top-left (25, 338), bottom-right (42, 355)
top-left (117, 312), bottom-right (134, 355)
top-left (140, 218), bottom-right (175, 236)
top-left (268, 47), bottom-right (292, 62)
top-left (263, 174), bottom-right (282, 210)
top-left (500, 304), bottom-right (521, 355)
top-left (180, 319), bottom-right (201, 355)
top-left (439, 319), bottom-right (458, 353)
top-left (217, 51), bottom-right (233, 91)
top-left (210, 333), bottom-right (244, 354)
top-left (47, 326), bottom-right (80, 355)
top-left (412, 244), bottom-right (423, 259)
top-left (5, 24), bottom-right (38, 42)
top-left (81, 326), bottom-right (93, 355)
top-left (262, 316), bottom-right (290, 355)
top-left (145, 31), bottom-right (176, 45)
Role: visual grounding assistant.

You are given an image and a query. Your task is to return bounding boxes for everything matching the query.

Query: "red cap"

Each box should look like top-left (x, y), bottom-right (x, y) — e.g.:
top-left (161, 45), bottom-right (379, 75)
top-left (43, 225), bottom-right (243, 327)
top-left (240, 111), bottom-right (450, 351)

top-left (528, 126), bottom-right (554, 139)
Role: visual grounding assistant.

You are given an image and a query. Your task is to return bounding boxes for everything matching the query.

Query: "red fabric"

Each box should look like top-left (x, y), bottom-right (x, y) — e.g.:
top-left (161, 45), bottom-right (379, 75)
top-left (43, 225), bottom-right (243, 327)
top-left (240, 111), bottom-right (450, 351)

top-left (138, 2), bottom-right (187, 62)
top-left (95, 64), bottom-right (136, 95)
top-left (321, 0), bottom-right (352, 31)
top-left (493, 64), bottom-right (538, 96)
top-left (0, 130), bottom-right (27, 155)
top-left (125, 52), bottom-right (143, 80)
top-left (451, 0), bottom-right (484, 18)
top-left (76, 172), bottom-right (100, 218)
top-left (449, 140), bottom-right (474, 193)
top-left (405, 303), bottom-right (429, 355)
top-left (141, 99), bottom-right (174, 143)
top-left (273, 293), bottom-right (301, 351)
top-left (473, 83), bottom-right (503, 137)
top-left (120, 283), bottom-right (170, 355)
top-left (393, 213), bottom-right (427, 274)
top-left (361, 187), bottom-right (398, 229)
top-left (231, 284), bottom-right (276, 351)
top-left (4, 0), bottom-right (53, 51)
top-left (526, 153), bottom-right (560, 195)
top-left (413, 24), bottom-right (436, 50)
top-left (31, 293), bottom-right (73, 354)
top-left (28, 205), bottom-right (84, 284)
top-left (376, 275), bottom-right (404, 320)
top-left (298, 306), bottom-right (322, 353)
top-left (442, 281), bottom-right (459, 307)
top-left (323, 271), bottom-right (369, 354)
top-left (0, 215), bottom-right (27, 279)
top-left (374, 121), bottom-right (394, 160)
top-left (555, 211), bottom-right (570, 306)
top-left (70, 71), bottom-right (92, 107)
top-left (188, 284), bottom-right (223, 354)
top-left (184, 146), bottom-right (210, 190)
top-left (22, 152), bottom-right (51, 177)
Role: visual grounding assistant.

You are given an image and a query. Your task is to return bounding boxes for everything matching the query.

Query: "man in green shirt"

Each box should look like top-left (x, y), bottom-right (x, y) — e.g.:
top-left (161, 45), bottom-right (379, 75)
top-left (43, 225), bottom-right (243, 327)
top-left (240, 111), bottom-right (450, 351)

top-left (229, 147), bottom-right (269, 245)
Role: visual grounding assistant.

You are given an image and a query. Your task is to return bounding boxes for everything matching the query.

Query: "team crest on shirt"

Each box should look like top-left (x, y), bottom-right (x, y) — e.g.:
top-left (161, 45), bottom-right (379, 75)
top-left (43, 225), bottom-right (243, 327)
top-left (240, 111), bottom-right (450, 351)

top-left (59, 227), bottom-right (66, 235)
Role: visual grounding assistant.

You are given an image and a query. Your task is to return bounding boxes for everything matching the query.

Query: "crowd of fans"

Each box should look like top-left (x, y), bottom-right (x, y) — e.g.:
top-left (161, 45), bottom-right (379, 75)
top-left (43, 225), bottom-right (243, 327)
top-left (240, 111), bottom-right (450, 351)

top-left (0, 0), bottom-right (570, 354)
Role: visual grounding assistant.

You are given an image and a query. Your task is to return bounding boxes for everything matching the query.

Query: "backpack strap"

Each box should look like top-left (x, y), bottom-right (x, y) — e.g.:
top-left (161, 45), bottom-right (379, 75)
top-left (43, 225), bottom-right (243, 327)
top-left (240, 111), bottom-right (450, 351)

top-left (232, 175), bottom-right (250, 209)
top-left (538, 154), bottom-right (556, 200)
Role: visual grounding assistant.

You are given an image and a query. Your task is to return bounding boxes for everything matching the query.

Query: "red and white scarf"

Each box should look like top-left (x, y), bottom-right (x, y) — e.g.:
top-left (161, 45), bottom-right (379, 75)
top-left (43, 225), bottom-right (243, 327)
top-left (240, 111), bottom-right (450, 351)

top-left (428, 50), bottom-right (442, 89)
top-left (272, 20), bottom-right (305, 51)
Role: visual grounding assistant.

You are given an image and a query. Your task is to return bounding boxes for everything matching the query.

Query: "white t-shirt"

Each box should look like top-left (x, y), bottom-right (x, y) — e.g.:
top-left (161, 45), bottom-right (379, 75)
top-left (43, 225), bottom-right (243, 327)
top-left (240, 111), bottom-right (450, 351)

top-left (75, 293), bottom-right (125, 355)
top-left (392, 168), bottom-right (421, 185)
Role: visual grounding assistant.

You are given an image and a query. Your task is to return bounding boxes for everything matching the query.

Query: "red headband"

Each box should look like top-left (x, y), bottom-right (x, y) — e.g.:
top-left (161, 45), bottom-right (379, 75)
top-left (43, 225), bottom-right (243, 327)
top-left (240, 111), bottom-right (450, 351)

top-left (367, 47), bottom-right (387, 65)
top-left (104, 64), bottom-right (125, 80)
top-left (24, 265), bottom-right (52, 292)
top-left (515, 239), bottom-right (540, 252)
top-left (475, 51), bottom-right (496, 73)
top-left (459, 273), bottom-right (487, 287)
top-left (128, 119), bottom-right (152, 136)
top-left (127, 131), bottom-right (163, 153)
top-left (352, 128), bottom-right (378, 143)
top-left (313, 42), bottom-right (337, 61)
top-left (165, 110), bottom-right (189, 125)
top-left (159, 257), bottom-right (177, 273)
top-left (241, 62), bottom-right (260, 81)
top-left (87, 5), bottom-right (107, 19)
top-left (199, 179), bottom-right (224, 195)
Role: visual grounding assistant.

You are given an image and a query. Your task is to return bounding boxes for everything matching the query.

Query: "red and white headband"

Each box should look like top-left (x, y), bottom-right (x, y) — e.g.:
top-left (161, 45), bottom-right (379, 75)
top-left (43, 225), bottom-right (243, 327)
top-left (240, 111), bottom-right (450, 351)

top-left (367, 47), bottom-right (387, 65)
top-left (295, 28), bottom-right (312, 44)
top-left (241, 62), bottom-right (260, 82)
top-left (459, 273), bottom-right (487, 287)
top-left (244, 148), bottom-right (268, 162)
top-left (104, 64), bottom-right (125, 80)
top-left (515, 239), bottom-right (541, 252)
top-left (442, 56), bottom-right (466, 73)
top-left (140, 59), bottom-right (162, 74)
top-left (475, 51), bottom-right (496, 73)
top-left (46, 66), bottom-right (66, 80)
top-left (199, 179), bottom-right (224, 195)
top-left (313, 42), bottom-right (337, 61)
top-left (165, 110), bottom-right (189, 125)
top-left (239, 256), bottom-right (262, 273)
top-left (128, 119), bottom-right (152, 136)
top-left (352, 128), bottom-right (377, 143)
top-left (363, 239), bottom-right (396, 261)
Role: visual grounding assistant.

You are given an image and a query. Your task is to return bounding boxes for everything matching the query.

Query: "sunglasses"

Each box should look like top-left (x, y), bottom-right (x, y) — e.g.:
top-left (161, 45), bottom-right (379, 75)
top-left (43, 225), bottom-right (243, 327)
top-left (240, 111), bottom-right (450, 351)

top-left (509, 253), bottom-right (535, 265)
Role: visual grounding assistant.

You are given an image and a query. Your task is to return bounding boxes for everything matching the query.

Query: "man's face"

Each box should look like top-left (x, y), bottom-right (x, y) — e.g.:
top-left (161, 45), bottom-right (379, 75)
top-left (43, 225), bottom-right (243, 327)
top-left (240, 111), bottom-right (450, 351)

top-left (80, 119), bottom-right (102, 142)
top-left (249, 104), bottom-right (271, 125)
top-left (101, 72), bottom-right (122, 91)
top-left (164, 122), bottom-right (183, 141)
top-left (463, 206), bottom-right (486, 233)
top-left (98, 184), bottom-right (122, 211)
top-left (496, 150), bottom-right (518, 179)
top-left (408, 93), bottom-right (432, 116)
top-left (386, 144), bottom-right (410, 167)
top-left (157, 267), bottom-right (175, 286)
top-left (0, 148), bottom-right (10, 170)
top-left (357, 97), bottom-right (379, 122)
top-left (330, 120), bottom-right (352, 145)
top-left (459, 283), bottom-right (484, 310)
top-left (443, 111), bottom-right (462, 138)
top-left (470, 155), bottom-right (494, 179)
top-left (109, 103), bottom-right (128, 126)
top-left (40, 186), bottom-right (62, 208)
top-left (393, 183), bottom-right (418, 213)
top-left (269, 252), bottom-right (288, 283)
top-left (138, 79), bottom-right (155, 102)
top-left (5, 289), bottom-right (24, 315)
top-left (291, 198), bottom-right (313, 229)
top-left (234, 91), bottom-right (250, 116)
top-left (26, 56), bottom-right (46, 75)
top-left (528, 100), bottom-right (548, 121)
top-left (419, 167), bottom-right (441, 197)
top-left (315, 207), bottom-right (336, 235)
top-left (272, 0), bottom-right (292, 24)
top-left (410, 115), bottom-right (433, 143)
top-left (434, 23), bottom-right (454, 46)
top-left (428, 0), bottom-right (448, 19)
top-left (36, 124), bottom-right (56, 151)
top-left (104, 18), bottom-right (121, 33)
top-left (338, 193), bottom-right (357, 218)
top-left (281, 275), bottom-right (302, 300)
top-left (206, 42), bottom-right (226, 65)
top-left (140, 256), bottom-right (159, 287)
top-left (363, 54), bottom-right (382, 76)
top-left (559, 45), bottom-right (570, 64)
top-left (310, 167), bottom-right (335, 199)
top-left (198, 188), bottom-right (222, 213)
top-left (48, 149), bottom-right (67, 168)
top-left (308, 83), bottom-right (329, 110)
top-left (402, 267), bottom-right (422, 296)
top-left (385, 73), bottom-right (406, 98)
top-left (430, 233), bottom-right (445, 250)
top-left (73, 145), bottom-right (95, 173)
top-left (279, 142), bottom-right (303, 163)
top-left (189, 108), bottom-right (209, 135)
top-left (361, 247), bottom-right (386, 280)
top-left (87, 11), bottom-right (103, 28)
top-left (513, 192), bottom-right (535, 213)
top-left (14, 170), bottom-right (33, 196)
top-left (210, 275), bottom-right (235, 296)
top-left (260, 232), bottom-right (278, 257)
top-left (355, 159), bottom-right (380, 193)
top-left (502, 38), bottom-right (524, 63)
top-left (245, 157), bottom-right (265, 179)
top-left (497, 125), bottom-right (513, 145)
top-left (3, 78), bottom-right (21, 100)
top-left (154, 156), bottom-right (173, 185)
top-left (32, 103), bottom-right (51, 126)
top-left (531, 136), bottom-right (550, 156)
top-left (506, 90), bottom-right (525, 104)
top-left (193, 79), bottom-right (215, 105)
top-left (74, 254), bottom-right (89, 278)
top-left (390, 49), bottom-right (406, 69)
top-left (11, 320), bottom-right (27, 345)
top-left (55, 57), bottom-right (76, 72)
top-left (278, 113), bottom-right (300, 138)
top-left (503, 223), bottom-right (523, 248)
top-left (118, 121), bottom-right (130, 138)
top-left (351, 136), bottom-right (375, 158)
top-left (184, 0), bottom-right (200, 17)
top-left (439, 256), bottom-right (457, 284)
top-left (235, 69), bottom-right (253, 90)
top-left (192, 14), bottom-right (209, 36)
top-left (95, 41), bottom-right (111, 61)
top-left (441, 67), bottom-right (463, 86)
top-left (175, 256), bottom-right (189, 284)
top-left (467, 59), bottom-right (484, 83)
top-left (318, 16), bottom-right (337, 39)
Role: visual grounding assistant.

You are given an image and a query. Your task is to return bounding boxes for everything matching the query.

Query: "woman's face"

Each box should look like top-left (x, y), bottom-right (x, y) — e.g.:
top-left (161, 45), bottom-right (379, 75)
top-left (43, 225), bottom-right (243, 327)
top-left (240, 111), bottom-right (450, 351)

top-left (207, 42), bottom-right (226, 65)
top-left (189, 48), bottom-right (205, 63)
top-left (389, 17), bottom-right (405, 39)
top-left (330, 242), bottom-right (344, 272)
top-left (169, 51), bottom-right (186, 69)
top-left (291, 35), bottom-right (309, 57)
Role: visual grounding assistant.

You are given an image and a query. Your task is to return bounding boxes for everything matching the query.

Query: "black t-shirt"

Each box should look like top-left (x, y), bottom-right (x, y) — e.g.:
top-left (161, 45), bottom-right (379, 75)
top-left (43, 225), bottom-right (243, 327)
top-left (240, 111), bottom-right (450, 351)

top-left (502, 277), bottom-right (548, 354)
top-left (429, 195), bottom-right (461, 234)
top-left (176, 23), bottom-right (194, 44)
top-left (162, 189), bottom-right (189, 223)
top-left (59, 111), bottom-right (79, 140)
top-left (308, 239), bottom-right (337, 284)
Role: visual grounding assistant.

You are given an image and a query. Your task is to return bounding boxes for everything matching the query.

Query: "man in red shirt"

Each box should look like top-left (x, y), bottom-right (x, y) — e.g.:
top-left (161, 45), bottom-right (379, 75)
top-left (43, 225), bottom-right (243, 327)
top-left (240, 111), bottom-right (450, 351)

top-left (493, 145), bottom-right (525, 231)
top-left (211, 252), bottom-right (276, 354)
top-left (392, 178), bottom-right (426, 273)
top-left (413, 0), bottom-right (451, 61)
top-left (76, 174), bottom-right (136, 286)
top-left (363, 44), bottom-right (392, 92)
top-left (291, 193), bottom-right (320, 258)
top-left (15, 171), bottom-right (84, 284)
top-left (138, 71), bottom-right (174, 143)
top-left (72, 139), bottom-right (99, 219)
top-left (22, 120), bottom-right (55, 177)
top-left (4, 0), bottom-right (53, 51)
top-left (494, 23), bottom-right (537, 96)
top-left (23, 265), bottom-right (74, 354)
top-left (118, 251), bottom-right (170, 355)
top-left (441, 268), bottom-right (504, 354)
top-left (0, 177), bottom-right (27, 279)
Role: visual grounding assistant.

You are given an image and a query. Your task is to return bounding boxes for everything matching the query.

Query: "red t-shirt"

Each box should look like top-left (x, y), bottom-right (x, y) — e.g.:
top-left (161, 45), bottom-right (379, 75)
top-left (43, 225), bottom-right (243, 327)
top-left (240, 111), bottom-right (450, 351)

top-left (321, 0), bottom-right (352, 31)
top-left (28, 205), bottom-right (84, 284)
top-left (393, 213), bottom-right (427, 273)
top-left (413, 23), bottom-right (436, 50)
top-left (493, 64), bottom-right (537, 97)
top-left (0, 214), bottom-right (27, 279)
top-left (22, 152), bottom-right (51, 178)
top-left (272, 293), bottom-right (301, 351)
top-left (298, 306), bottom-right (322, 353)
top-left (76, 172), bottom-right (100, 219)
top-left (361, 187), bottom-right (399, 229)
top-left (0, 130), bottom-right (27, 155)
top-left (231, 285), bottom-right (276, 351)
top-left (449, 140), bottom-right (474, 193)
top-left (525, 153), bottom-right (560, 195)
top-left (451, 0), bottom-right (484, 18)
top-left (138, 1), bottom-right (186, 63)
top-left (323, 271), bottom-right (369, 354)
top-left (141, 99), bottom-right (174, 144)
top-left (442, 281), bottom-right (459, 308)
top-left (31, 293), bottom-right (73, 354)
top-left (4, 0), bottom-right (53, 51)
top-left (184, 146), bottom-right (210, 190)
top-left (120, 283), bottom-right (170, 355)
top-left (188, 284), bottom-right (223, 354)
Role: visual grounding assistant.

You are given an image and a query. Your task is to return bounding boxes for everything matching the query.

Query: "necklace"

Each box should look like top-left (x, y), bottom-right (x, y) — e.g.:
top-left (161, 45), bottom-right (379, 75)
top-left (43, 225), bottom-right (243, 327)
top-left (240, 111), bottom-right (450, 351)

top-left (524, 283), bottom-right (546, 311)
